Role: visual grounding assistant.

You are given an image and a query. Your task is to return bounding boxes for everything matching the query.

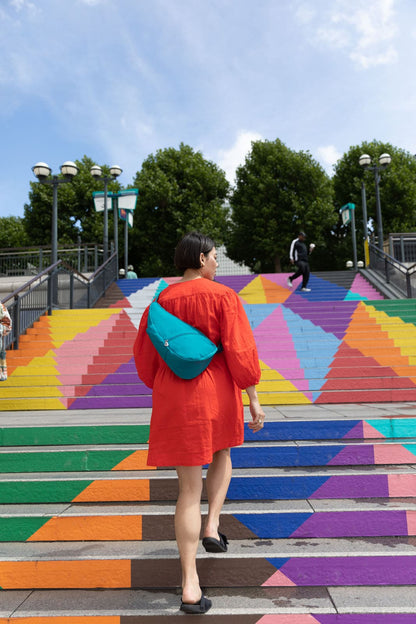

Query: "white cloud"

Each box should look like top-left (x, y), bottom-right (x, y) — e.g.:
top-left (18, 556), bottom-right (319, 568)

top-left (316, 145), bottom-right (342, 175)
top-left (217, 131), bottom-right (264, 185)
top-left (296, 0), bottom-right (398, 68)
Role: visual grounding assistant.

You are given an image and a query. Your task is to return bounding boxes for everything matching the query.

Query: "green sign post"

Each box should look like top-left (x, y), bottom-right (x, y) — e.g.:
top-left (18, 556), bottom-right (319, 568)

top-left (340, 203), bottom-right (357, 271)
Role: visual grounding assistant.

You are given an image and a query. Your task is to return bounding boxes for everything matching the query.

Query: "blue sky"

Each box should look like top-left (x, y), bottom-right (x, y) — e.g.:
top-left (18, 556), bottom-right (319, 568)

top-left (1, 0), bottom-right (415, 219)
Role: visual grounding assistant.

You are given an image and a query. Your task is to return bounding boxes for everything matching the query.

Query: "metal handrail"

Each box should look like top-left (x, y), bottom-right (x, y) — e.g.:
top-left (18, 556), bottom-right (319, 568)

top-left (1, 261), bottom-right (62, 305)
top-left (0, 243), bottom-right (108, 276)
top-left (1, 253), bottom-right (118, 349)
top-left (368, 242), bottom-right (416, 298)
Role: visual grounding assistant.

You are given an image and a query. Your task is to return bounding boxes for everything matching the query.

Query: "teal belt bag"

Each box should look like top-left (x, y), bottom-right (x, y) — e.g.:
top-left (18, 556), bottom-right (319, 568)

top-left (146, 293), bottom-right (222, 379)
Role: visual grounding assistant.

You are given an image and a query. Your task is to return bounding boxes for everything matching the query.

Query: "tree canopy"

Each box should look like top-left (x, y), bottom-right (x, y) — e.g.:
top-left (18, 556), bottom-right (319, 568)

top-left (332, 140), bottom-right (416, 248)
top-left (129, 143), bottom-right (230, 276)
top-left (6, 138), bottom-right (416, 275)
top-left (226, 139), bottom-right (336, 272)
top-left (24, 156), bottom-right (122, 246)
top-left (0, 216), bottom-right (29, 249)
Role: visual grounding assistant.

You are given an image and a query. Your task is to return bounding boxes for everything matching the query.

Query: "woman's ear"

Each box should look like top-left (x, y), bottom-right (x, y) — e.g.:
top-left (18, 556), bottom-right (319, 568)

top-left (200, 252), bottom-right (205, 267)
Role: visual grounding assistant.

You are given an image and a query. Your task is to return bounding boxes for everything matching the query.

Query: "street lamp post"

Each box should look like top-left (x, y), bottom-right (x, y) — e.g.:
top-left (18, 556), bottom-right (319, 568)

top-left (359, 153), bottom-right (391, 251)
top-left (32, 162), bottom-right (78, 307)
top-left (90, 165), bottom-right (122, 261)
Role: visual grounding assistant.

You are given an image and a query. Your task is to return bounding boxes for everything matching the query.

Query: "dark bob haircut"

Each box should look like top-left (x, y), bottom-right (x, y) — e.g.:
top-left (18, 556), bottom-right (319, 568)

top-left (174, 231), bottom-right (216, 271)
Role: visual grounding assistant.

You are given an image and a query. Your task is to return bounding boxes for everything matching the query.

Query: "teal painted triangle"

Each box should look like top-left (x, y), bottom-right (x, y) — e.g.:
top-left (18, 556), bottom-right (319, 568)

top-left (367, 418), bottom-right (416, 439)
top-left (154, 279), bottom-right (169, 297)
top-left (345, 292), bottom-right (368, 300)
top-left (403, 444), bottom-right (416, 457)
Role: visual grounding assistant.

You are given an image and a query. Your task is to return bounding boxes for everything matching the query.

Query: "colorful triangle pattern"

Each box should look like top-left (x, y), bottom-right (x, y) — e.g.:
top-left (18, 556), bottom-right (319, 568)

top-left (5, 272), bottom-right (416, 409)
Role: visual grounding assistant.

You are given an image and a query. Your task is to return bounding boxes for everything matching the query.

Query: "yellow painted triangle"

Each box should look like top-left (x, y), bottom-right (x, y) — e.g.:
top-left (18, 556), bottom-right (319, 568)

top-left (239, 275), bottom-right (267, 304)
top-left (10, 354), bottom-right (59, 373)
top-left (48, 309), bottom-right (120, 347)
top-left (242, 360), bottom-right (312, 405)
top-left (1, 373), bottom-right (61, 387)
top-left (0, 397), bottom-right (66, 410)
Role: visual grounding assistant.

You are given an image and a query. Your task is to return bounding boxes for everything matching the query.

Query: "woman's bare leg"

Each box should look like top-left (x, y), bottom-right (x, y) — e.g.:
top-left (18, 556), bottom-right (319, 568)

top-left (175, 465), bottom-right (203, 604)
top-left (203, 448), bottom-right (232, 539)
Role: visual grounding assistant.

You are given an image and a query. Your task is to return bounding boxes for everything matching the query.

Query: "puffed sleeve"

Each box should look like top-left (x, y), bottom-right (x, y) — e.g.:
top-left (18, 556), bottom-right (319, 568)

top-left (220, 290), bottom-right (261, 389)
top-left (133, 306), bottom-right (160, 389)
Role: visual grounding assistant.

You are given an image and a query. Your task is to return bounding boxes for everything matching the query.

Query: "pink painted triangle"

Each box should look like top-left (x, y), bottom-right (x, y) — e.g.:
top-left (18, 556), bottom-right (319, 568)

top-left (262, 569), bottom-right (296, 587)
top-left (363, 422), bottom-right (386, 439)
top-left (54, 314), bottom-right (123, 389)
top-left (257, 616), bottom-right (321, 624)
top-left (110, 297), bottom-right (131, 308)
top-left (374, 444), bottom-right (416, 464)
top-left (254, 305), bottom-right (308, 393)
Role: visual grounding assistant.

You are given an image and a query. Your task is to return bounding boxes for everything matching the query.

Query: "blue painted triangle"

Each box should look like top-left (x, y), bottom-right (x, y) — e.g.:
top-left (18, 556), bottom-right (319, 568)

top-left (281, 306), bottom-right (341, 393)
top-left (234, 512), bottom-right (312, 538)
top-left (243, 303), bottom-right (280, 330)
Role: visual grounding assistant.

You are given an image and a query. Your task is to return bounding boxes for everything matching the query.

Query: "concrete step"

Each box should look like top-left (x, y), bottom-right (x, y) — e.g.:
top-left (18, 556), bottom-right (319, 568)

top-left (0, 440), bottom-right (414, 472)
top-left (0, 587), bottom-right (414, 621)
top-left (1, 499), bottom-right (415, 542)
top-left (0, 466), bottom-right (414, 504)
top-left (0, 538), bottom-right (415, 590)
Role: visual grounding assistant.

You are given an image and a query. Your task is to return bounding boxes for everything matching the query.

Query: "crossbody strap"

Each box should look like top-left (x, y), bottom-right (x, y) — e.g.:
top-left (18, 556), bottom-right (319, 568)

top-left (150, 290), bottom-right (222, 352)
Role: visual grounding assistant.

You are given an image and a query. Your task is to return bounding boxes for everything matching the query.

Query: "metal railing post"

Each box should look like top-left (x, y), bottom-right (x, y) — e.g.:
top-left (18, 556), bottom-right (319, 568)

top-left (406, 273), bottom-right (412, 299)
top-left (70, 273), bottom-right (74, 309)
top-left (383, 256), bottom-right (389, 283)
top-left (13, 295), bottom-right (20, 350)
top-left (47, 273), bottom-right (53, 315)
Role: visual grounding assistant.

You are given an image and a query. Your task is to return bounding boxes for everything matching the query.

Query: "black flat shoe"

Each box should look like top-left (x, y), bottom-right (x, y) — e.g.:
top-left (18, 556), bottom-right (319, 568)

top-left (180, 594), bottom-right (212, 614)
top-left (202, 531), bottom-right (228, 553)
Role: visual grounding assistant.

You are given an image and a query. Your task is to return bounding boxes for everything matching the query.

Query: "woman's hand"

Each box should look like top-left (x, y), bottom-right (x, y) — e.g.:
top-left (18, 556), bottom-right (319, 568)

top-left (246, 386), bottom-right (266, 432)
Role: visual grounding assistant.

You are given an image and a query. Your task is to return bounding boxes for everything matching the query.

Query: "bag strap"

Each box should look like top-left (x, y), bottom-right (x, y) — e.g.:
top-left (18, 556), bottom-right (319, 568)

top-left (150, 289), bottom-right (222, 353)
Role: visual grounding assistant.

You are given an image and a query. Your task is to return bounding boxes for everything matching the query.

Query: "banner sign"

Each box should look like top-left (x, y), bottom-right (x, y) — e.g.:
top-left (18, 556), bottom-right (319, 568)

top-left (340, 202), bottom-right (355, 226)
top-left (93, 189), bottom-right (138, 213)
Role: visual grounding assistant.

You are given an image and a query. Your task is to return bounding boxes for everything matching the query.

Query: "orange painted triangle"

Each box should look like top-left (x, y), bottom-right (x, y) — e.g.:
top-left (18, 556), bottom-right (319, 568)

top-left (6, 316), bottom-right (54, 375)
top-left (260, 275), bottom-right (292, 303)
top-left (344, 303), bottom-right (411, 369)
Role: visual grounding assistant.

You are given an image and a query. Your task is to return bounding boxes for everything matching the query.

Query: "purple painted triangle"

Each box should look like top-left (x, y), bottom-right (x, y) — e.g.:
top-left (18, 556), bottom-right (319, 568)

top-left (342, 421), bottom-right (364, 439)
top-left (283, 296), bottom-right (358, 339)
top-left (214, 275), bottom-right (257, 293)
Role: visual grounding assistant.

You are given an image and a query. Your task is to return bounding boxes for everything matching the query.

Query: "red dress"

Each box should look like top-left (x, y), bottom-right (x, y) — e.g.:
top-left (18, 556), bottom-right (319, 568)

top-left (133, 278), bottom-right (261, 467)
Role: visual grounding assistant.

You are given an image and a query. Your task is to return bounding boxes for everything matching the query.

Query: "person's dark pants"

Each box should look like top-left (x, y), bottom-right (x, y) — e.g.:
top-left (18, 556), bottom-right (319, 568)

top-left (290, 261), bottom-right (310, 288)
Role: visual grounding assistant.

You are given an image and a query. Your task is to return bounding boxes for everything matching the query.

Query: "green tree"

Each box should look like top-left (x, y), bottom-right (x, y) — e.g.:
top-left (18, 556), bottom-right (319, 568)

top-left (227, 139), bottom-right (336, 272)
top-left (130, 143), bottom-right (230, 276)
top-left (333, 140), bottom-right (416, 250)
top-left (0, 216), bottom-right (29, 249)
top-left (24, 156), bottom-right (122, 247)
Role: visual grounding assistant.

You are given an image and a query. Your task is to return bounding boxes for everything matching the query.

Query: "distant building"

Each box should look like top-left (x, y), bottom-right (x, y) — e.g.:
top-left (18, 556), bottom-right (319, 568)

top-left (215, 245), bottom-right (252, 276)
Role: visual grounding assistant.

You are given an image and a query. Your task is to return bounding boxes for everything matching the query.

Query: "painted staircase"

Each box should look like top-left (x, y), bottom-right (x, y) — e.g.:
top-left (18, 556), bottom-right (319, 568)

top-left (6, 271), bottom-right (416, 409)
top-left (0, 271), bottom-right (415, 621)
